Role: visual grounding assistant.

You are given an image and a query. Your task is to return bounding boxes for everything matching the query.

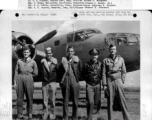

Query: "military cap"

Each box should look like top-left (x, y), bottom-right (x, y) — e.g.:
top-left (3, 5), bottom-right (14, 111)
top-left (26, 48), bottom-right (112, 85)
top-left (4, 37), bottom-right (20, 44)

top-left (89, 48), bottom-right (100, 55)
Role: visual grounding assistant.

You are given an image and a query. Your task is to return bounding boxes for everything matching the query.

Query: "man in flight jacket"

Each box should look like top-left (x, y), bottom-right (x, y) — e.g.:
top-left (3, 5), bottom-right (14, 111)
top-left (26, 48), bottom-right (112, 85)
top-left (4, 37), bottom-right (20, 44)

top-left (58, 46), bottom-right (82, 120)
top-left (41, 47), bottom-right (58, 120)
top-left (82, 48), bottom-right (102, 120)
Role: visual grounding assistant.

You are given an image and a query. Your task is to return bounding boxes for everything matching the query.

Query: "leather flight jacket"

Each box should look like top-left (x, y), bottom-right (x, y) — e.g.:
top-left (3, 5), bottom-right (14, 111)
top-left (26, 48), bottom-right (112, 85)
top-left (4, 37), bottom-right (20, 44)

top-left (83, 60), bottom-right (102, 86)
top-left (41, 57), bottom-right (58, 83)
top-left (58, 55), bottom-right (83, 84)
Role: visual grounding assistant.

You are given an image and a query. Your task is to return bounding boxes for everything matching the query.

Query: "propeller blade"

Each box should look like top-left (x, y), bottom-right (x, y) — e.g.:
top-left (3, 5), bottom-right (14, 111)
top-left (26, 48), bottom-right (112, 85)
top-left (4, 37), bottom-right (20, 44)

top-left (35, 30), bottom-right (57, 45)
top-left (12, 34), bottom-right (24, 46)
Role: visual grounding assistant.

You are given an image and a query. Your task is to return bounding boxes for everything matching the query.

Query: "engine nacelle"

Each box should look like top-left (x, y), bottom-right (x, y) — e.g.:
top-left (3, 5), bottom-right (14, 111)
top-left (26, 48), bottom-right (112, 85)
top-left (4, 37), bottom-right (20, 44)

top-left (12, 32), bottom-right (37, 60)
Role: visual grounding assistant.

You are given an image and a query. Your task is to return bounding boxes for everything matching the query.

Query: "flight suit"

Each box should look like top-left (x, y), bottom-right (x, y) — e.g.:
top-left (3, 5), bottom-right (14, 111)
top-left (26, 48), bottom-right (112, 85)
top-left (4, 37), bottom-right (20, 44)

top-left (58, 55), bottom-right (82, 120)
top-left (41, 57), bottom-right (58, 119)
top-left (102, 55), bottom-right (132, 120)
top-left (14, 58), bottom-right (38, 115)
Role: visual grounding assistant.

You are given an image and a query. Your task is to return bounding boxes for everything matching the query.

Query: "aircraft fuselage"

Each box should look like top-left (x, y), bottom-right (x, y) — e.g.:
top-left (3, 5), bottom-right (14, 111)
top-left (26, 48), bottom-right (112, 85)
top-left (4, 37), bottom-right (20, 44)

top-left (12, 28), bottom-right (140, 82)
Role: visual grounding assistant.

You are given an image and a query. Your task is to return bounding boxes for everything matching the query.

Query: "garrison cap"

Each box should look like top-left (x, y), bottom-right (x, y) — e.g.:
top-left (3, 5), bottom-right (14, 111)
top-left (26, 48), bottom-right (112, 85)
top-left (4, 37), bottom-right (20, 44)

top-left (45, 47), bottom-right (53, 53)
top-left (89, 48), bottom-right (100, 55)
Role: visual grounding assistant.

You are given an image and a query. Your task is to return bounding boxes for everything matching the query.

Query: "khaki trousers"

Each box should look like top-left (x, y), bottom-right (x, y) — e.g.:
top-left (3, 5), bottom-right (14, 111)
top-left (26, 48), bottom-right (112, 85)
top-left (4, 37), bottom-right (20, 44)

top-left (107, 79), bottom-right (132, 120)
top-left (86, 83), bottom-right (101, 120)
top-left (42, 82), bottom-right (57, 116)
top-left (16, 74), bottom-right (34, 114)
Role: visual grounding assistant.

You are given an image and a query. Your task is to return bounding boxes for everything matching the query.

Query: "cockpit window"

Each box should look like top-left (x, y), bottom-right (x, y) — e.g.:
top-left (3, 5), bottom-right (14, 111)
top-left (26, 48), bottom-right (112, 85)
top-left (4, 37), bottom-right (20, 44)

top-left (117, 37), bottom-right (127, 46)
top-left (128, 35), bottom-right (138, 45)
top-left (67, 29), bottom-right (101, 42)
top-left (85, 30), bottom-right (97, 39)
top-left (74, 31), bottom-right (84, 42)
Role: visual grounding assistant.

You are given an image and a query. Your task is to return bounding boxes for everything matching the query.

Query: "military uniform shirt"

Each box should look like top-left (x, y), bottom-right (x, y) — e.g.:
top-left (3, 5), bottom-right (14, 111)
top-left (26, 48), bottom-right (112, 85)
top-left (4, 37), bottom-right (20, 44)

top-left (14, 58), bottom-right (38, 84)
top-left (102, 55), bottom-right (126, 86)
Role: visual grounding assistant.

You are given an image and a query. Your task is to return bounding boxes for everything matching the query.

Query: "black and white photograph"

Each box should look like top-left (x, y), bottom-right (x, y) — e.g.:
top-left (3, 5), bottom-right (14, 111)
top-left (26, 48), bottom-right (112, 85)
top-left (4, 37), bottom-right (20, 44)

top-left (12, 20), bottom-right (140, 120)
top-left (0, 10), bottom-right (152, 120)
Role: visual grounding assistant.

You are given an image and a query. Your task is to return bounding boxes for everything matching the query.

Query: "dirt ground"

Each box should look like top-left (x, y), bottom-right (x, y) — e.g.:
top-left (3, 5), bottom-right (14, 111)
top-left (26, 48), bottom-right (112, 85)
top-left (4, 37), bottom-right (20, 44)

top-left (12, 88), bottom-right (140, 120)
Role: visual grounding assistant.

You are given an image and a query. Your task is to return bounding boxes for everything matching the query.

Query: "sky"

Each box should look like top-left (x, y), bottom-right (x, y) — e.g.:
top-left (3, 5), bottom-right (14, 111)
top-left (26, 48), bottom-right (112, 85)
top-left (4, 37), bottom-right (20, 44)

top-left (12, 21), bottom-right (140, 42)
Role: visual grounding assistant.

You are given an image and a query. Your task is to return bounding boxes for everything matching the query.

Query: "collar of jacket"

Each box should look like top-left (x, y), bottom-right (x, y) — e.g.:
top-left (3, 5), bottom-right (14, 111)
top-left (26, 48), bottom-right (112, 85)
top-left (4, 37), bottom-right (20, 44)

top-left (108, 54), bottom-right (121, 64)
top-left (89, 59), bottom-right (99, 65)
top-left (21, 57), bottom-right (32, 63)
top-left (42, 57), bottom-right (57, 65)
top-left (50, 57), bottom-right (57, 64)
top-left (62, 55), bottom-right (79, 63)
top-left (69, 55), bottom-right (79, 63)
top-left (62, 55), bottom-right (79, 71)
top-left (41, 57), bottom-right (57, 72)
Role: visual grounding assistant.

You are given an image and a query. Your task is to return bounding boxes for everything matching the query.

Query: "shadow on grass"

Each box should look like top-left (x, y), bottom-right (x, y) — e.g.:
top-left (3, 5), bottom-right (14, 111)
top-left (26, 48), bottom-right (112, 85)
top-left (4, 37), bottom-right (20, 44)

top-left (12, 114), bottom-right (18, 120)
top-left (12, 114), bottom-right (88, 120)
top-left (13, 99), bottom-right (44, 104)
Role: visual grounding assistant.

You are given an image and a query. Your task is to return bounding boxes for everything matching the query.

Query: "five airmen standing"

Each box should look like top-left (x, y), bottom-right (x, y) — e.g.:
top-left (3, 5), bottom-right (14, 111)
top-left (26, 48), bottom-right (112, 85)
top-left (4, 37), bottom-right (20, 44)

top-left (14, 45), bottom-right (132, 120)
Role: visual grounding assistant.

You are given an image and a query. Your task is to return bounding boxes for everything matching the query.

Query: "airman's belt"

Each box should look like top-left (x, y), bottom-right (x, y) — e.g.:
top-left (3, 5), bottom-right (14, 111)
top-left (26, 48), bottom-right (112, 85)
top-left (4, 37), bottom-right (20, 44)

top-left (20, 72), bottom-right (31, 75)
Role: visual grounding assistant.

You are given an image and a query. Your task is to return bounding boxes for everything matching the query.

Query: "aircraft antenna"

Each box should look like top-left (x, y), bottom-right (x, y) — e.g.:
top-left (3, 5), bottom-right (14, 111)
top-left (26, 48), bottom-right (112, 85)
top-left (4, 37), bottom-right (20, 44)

top-left (72, 24), bottom-right (75, 32)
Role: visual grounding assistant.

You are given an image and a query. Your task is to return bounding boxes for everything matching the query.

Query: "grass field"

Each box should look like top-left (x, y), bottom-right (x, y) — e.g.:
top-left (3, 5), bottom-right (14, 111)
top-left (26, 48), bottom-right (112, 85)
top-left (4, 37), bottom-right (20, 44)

top-left (12, 88), bottom-right (140, 120)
